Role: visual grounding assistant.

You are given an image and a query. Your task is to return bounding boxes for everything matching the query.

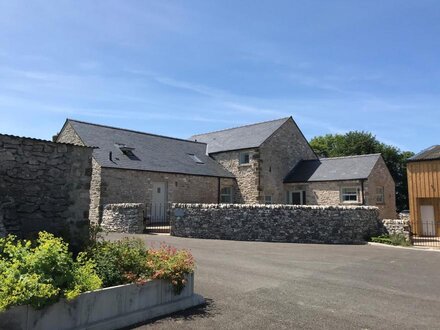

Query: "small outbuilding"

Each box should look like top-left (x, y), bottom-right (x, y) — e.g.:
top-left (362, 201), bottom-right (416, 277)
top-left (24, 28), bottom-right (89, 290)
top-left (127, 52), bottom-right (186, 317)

top-left (407, 145), bottom-right (440, 237)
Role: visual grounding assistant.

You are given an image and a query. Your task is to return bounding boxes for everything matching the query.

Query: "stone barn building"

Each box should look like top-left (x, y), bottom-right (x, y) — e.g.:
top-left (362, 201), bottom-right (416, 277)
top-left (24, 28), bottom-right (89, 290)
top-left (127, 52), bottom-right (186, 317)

top-left (191, 117), bottom-right (396, 219)
top-left (56, 120), bottom-right (235, 224)
top-left (57, 117), bottom-right (396, 223)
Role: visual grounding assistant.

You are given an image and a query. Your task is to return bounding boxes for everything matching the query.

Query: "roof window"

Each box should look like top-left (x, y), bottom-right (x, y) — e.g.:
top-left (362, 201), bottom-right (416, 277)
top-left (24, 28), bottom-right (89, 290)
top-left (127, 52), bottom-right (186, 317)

top-left (188, 153), bottom-right (204, 164)
top-left (115, 143), bottom-right (140, 161)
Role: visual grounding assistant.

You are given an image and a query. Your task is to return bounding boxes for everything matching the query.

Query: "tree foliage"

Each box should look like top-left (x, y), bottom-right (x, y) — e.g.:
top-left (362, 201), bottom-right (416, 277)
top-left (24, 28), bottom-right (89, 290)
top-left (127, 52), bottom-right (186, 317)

top-left (309, 131), bottom-right (414, 211)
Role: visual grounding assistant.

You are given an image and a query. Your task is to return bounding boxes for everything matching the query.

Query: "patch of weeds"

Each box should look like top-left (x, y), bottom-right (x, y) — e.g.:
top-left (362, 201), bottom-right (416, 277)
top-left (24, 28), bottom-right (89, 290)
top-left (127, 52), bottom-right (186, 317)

top-left (371, 234), bottom-right (411, 246)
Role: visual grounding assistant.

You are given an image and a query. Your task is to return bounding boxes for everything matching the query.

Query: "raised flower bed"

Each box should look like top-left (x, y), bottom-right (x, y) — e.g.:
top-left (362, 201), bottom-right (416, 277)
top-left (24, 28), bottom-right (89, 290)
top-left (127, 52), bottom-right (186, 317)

top-left (0, 232), bottom-right (203, 330)
top-left (0, 273), bottom-right (203, 330)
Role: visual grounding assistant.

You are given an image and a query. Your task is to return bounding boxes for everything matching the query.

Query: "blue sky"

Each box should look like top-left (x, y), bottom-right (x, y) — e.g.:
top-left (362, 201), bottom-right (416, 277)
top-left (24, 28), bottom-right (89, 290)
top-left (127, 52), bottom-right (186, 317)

top-left (0, 1), bottom-right (439, 152)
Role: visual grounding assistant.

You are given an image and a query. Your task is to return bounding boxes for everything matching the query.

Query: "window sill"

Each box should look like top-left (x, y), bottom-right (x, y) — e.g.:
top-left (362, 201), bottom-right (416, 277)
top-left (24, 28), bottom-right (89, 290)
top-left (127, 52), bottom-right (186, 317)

top-left (341, 201), bottom-right (362, 205)
top-left (238, 163), bottom-right (252, 167)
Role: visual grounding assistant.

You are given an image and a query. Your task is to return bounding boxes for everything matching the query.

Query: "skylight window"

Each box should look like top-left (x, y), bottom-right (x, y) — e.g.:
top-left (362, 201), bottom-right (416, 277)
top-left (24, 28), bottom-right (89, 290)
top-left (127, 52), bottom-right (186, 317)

top-left (115, 143), bottom-right (140, 161)
top-left (188, 153), bottom-right (204, 164)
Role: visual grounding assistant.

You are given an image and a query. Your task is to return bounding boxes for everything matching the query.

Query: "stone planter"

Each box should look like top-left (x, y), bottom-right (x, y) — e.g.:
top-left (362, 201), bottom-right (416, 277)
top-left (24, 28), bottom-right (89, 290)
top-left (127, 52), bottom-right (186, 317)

top-left (0, 273), bottom-right (204, 330)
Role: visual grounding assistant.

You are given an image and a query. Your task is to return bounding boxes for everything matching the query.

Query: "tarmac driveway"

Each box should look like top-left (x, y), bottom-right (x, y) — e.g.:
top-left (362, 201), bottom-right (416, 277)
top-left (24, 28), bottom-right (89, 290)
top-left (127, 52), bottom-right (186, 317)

top-left (107, 233), bottom-right (440, 330)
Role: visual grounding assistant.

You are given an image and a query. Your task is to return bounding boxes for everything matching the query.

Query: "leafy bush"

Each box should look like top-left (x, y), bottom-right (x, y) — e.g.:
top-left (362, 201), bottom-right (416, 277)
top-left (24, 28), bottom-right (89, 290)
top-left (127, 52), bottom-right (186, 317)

top-left (0, 234), bottom-right (195, 312)
top-left (371, 234), bottom-right (411, 246)
top-left (87, 238), bottom-right (148, 287)
top-left (89, 239), bottom-right (195, 294)
top-left (0, 232), bottom-right (102, 311)
top-left (145, 243), bottom-right (195, 294)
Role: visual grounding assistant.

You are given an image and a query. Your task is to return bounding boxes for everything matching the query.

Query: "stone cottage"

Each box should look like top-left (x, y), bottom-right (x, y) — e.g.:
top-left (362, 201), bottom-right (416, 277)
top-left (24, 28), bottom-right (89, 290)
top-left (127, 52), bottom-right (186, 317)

top-left (192, 117), bottom-right (396, 218)
top-left (56, 117), bottom-right (396, 222)
top-left (56, 120), bottom-right (235, 224)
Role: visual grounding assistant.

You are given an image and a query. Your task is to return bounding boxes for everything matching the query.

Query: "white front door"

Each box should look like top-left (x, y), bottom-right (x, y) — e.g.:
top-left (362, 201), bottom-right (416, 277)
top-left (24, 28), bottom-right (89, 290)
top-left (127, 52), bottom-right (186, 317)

top-left (421, 205), bottom-right (436, 236)
top-left (151, 182), bottom-right (167, 223)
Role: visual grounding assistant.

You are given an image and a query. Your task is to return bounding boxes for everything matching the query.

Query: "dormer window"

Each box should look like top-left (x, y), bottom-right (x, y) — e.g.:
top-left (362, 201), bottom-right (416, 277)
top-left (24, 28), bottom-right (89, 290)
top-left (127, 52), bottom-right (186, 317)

top-left (188, 153), bottom-right (204, 164)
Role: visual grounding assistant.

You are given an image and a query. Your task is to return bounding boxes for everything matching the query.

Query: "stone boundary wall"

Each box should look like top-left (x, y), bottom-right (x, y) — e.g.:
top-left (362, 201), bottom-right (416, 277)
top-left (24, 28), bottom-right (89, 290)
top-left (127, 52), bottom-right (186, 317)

top-left (381, 218), bottom-right (411, 239)
top-left (171, 204), bottom-right (380, 244)
top-left (101, 203), bottom-right (145, 233)
top-left (0, 134), bottom-right (93, 250)
top-left (0, 216), bottom-right (6, 238)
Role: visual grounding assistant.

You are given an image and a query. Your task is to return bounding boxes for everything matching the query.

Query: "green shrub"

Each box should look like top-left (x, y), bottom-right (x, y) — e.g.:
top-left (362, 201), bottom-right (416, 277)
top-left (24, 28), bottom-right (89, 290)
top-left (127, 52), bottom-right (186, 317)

top-left (87, 238), bottom-right (148, 287)
top-left (0, 232), bottom-right (102, 311)
top-left (88, 239), bottom-right (195, 294)
top-left (145, 243), bottom-right (195, 294)
top-left (371, 234), bottom-right (411, 246)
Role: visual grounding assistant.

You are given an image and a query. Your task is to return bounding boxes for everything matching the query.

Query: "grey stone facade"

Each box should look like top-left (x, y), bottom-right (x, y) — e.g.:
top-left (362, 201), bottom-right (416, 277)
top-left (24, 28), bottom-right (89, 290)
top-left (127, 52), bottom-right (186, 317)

top-left (260, 119), bottom-right (317, 203)
top-left (211, 149), bottom-right (259, 203)
top-left (211, 118), bottom-right (317, 204)
top-left (0, 134), bottom-right (93, 250)
top-left (364, 157), bottom-right (396, 219)
top-left (285, 157), bottom-right (396, 219)
top-left (101, 203), bottom-right (145, 233)
top-left (57, 120), bottom-right (236, 224)
top-left (171, 204), bottom-right (380, 244)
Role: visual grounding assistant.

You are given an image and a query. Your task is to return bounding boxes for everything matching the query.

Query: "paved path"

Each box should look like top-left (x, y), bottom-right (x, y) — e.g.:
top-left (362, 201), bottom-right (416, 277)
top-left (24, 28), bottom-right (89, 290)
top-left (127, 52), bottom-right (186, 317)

top-left (107, 233), bottom-right (440, 330)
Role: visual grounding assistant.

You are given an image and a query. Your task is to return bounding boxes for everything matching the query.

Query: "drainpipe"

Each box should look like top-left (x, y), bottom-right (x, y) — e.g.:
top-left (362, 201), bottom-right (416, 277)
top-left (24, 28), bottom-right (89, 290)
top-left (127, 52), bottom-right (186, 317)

top-left (217, 177), bottom-right (221, 204)
top-left (361, 179), bottom-right (366, 205)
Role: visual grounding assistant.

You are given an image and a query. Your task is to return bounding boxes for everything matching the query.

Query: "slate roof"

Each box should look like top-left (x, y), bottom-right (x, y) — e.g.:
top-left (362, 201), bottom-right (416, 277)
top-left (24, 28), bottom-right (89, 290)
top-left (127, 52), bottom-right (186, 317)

top-left (190, 117), bottom-right (290, 154)
top-left (63, 120), bottom-right (234, 178)
top-left (408, 145), bottom-right (440, 162)
top-left (284, 154), bottom-right (382, 183)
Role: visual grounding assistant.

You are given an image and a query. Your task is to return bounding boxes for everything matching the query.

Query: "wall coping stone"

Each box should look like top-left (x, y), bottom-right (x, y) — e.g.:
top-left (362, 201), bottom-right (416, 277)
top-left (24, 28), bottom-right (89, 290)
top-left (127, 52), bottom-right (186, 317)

top-left (104, 203), bottom-right (145, 209)
top-left (172, 203), bottom-right (379, 211)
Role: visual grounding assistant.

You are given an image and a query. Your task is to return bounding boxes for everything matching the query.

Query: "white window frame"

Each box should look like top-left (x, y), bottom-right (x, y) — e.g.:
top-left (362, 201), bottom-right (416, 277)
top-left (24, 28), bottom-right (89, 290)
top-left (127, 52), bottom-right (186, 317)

top-left (340, 186), bottom-right (361, 203)
top-left (239, 152), bottom-right (251, 165)
top-left (220, 187), bottom-right (232, 203)
top-left (376, 186), bottom-right (385, 204)
top-left (289, 190), bottom-right (305, 205)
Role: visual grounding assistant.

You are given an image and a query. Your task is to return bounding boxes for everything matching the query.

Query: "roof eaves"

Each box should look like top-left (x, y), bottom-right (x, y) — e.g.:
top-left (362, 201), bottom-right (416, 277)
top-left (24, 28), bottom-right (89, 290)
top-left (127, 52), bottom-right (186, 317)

top-left (99, 165), bottom-right (236, 179)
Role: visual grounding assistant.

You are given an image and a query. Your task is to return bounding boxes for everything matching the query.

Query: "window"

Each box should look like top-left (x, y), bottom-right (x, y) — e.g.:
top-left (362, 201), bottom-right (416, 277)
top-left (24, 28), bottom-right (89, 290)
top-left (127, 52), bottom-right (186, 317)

top-left (220, 187), bottom-right (232, 203)
top-left (376, 186), bottom-right (384, 204)
top-left (264, 195), bottom-right (272, 204)
top-left (289, 190), bottom-right (306, 205)
top-left (121, 148), bottom-right (139, 160)
top-left (187, 153), bottom-right (204, 164)
top-left (341, 187), bottom-right (360, 203)
top-left (239, 152), bottom-right (250, 165)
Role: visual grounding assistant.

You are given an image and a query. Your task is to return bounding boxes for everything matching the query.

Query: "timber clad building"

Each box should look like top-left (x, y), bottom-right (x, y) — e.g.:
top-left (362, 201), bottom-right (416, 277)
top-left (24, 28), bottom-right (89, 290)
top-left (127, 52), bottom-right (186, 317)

top-left (56, 117), bottom-right (396, 223)
top-left (407, 146), bottom-right (440, 236)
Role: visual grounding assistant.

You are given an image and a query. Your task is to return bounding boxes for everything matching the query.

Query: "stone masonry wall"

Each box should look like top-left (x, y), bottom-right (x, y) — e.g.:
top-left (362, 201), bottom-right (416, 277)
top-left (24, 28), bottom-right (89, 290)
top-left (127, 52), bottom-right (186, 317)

top-left (381, 218), bottom-right (411, 240)
top-left (0, 134), bottom-right (93, 250)
top-left (171, 204), bottom-right (380, 244)
top-left (56, 122), bottom-right (84, 146)
top-left (101, 203), bottom-right (144, 233)
top-left (0, 215), bottom-right (6, 238)
top-left (260, 118), bottom-right (317, 204)
top-left (365, 157), bottom-right (397, 219)
top-left (99, 167), bottom-right (235, 217)
top-left (285, 180), bottom-right (364, 205)
top-left (211, 149), bottom-right (259, 203)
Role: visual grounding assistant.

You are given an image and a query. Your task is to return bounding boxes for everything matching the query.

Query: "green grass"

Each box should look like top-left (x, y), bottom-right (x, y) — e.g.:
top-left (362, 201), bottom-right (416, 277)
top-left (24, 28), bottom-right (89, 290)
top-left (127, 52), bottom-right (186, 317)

top-left (371, 234), bottom-right (411, 247)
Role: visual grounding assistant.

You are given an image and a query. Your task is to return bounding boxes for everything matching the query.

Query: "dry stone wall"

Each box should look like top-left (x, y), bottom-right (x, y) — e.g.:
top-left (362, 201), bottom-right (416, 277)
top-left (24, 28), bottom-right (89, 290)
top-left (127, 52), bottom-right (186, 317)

top-left (171, 204), bottom-right (380, 244)
top-left (0, 134), bottom-right (93, 250)
top-left (101, 203), bottom-right (144, 233)
top-left (381, 218), bottom-right (411, 239)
